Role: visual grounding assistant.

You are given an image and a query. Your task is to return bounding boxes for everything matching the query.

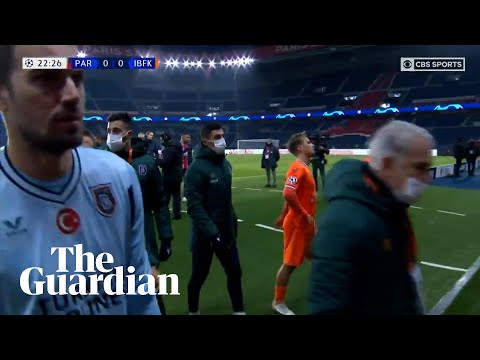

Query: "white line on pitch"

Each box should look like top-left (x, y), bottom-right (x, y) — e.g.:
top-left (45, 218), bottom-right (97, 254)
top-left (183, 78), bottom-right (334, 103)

top-left (429, 256), bottom-right (480, 315)
top-left (232, 175), bottom-right (265, 180)
top-left (255, 224), bottom-right (283, 233)
top-left (231, 186), bottom-right (237, 189)
top-left (180, 209), bottom-right (242, 222)
top-left (245, 188), bottom-right (262, 191)
top-left (410, 206), bottom-right (466, 216)
top-left (437, 210), bottom-right (466, 217)
top-left (420, 261), bottom-right (467, 272)
top-left (269, 189), bottom-right (283, 192)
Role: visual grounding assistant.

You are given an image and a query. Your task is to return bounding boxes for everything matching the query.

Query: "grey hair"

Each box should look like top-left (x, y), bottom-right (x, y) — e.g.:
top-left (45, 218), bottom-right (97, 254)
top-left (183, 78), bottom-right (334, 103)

top-left (368, 120), bottom-right (435, 170)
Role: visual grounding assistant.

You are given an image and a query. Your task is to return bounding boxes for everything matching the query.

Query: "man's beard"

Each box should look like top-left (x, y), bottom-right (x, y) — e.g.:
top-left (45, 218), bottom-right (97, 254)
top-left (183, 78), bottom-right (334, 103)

top-left (20, 126), bottom-right (82, 156)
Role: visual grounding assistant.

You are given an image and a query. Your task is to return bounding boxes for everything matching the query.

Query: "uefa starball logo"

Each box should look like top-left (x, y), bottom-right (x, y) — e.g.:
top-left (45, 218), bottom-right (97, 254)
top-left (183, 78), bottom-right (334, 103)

top-left (19, 244), bottom-right (179, 296)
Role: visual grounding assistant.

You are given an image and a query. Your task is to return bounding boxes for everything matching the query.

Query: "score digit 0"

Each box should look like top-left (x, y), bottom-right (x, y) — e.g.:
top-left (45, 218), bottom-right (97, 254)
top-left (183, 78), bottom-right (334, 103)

top-left (116, 59), bottom-right (124, 69)
top-left (102, 59), bottom-right (109, 69)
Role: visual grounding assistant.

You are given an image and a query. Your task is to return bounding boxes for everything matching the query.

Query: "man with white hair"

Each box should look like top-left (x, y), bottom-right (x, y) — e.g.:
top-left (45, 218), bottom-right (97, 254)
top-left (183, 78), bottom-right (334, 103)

top-left (308, 120), bottom-right (434, 315)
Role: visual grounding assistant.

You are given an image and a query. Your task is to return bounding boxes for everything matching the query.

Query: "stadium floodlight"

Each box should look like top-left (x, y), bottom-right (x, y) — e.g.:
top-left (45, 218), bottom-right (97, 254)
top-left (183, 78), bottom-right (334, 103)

top-left (142, 55), bottom-right (254, 70)
top-left (77, 51), bottom-right (87, 58)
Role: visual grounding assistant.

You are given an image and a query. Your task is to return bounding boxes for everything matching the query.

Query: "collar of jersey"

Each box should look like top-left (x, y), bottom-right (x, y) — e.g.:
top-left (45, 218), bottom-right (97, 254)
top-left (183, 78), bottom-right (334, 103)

top-left (296, 159), bottom-right (308, 167)
top-left (0, 146), bottom-right (82, 204)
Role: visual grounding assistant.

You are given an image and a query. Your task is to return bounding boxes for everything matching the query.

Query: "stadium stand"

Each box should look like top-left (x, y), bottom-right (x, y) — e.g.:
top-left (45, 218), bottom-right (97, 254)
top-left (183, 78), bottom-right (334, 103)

top-left (3, 45), bottom-right (480, 155)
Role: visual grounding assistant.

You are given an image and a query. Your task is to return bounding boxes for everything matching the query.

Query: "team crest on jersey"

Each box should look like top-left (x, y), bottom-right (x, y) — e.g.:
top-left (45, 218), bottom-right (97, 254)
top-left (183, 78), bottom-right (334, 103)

top-left (287, 176), bottom-right (298, 184)
top-left (90, 184), bottom-right (117, 217)
top-left (138, 164), bottom-right (148, 176)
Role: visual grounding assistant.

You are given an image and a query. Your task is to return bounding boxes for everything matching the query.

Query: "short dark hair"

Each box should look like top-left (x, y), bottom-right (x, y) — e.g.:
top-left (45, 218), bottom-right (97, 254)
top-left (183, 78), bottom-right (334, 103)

top-left (287, 132), bottom-right (307, 156)
top-left (83, 129), bottom-right (95, 142)
top-left (0, 45), bottom-right (15, 87)
top-left (201, 123), bottom-right (222, 140)
top-left (107, 112), bottom-right (132, 130)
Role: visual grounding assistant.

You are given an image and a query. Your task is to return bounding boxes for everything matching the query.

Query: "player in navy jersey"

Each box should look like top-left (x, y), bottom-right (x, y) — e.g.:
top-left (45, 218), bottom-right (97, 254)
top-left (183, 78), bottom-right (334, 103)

top-left (0, 45), bottom-right (160, 315)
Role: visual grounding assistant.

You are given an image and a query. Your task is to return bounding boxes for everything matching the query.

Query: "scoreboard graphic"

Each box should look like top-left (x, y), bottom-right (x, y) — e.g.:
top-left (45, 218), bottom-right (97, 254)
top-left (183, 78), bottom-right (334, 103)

top-left (22, 57), bottom-right (160, 70)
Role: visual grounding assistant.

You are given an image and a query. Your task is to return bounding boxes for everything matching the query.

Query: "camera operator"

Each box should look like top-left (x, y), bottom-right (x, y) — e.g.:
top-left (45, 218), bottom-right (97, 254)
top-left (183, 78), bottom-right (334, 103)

top-left (311, 135), bottom-right (329, 191)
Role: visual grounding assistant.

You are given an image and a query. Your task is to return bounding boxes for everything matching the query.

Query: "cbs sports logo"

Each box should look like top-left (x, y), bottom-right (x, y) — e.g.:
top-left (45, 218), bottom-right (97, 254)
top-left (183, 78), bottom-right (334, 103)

top-left (400, 57), bottom-right (465, 72)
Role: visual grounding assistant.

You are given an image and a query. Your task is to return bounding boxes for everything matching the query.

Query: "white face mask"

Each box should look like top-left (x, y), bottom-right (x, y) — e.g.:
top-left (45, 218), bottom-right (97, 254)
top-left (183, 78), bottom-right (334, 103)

top-left (207, 137), bottom-right (226, 155)
top-left (107, 133), bottom-right (127, 152)
top-left (394, 177), bottom-right (428, 204)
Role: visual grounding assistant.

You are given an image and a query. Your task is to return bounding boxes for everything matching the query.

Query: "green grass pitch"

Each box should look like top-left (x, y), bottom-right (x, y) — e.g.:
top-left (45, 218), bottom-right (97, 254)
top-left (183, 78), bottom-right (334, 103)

top-left (157, 154), bottom-right (480, 315)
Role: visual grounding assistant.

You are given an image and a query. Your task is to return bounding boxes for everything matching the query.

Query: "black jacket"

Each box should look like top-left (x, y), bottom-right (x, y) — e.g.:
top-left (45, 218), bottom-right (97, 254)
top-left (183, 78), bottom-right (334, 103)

top-left (156, 140), bottom-right (183, 186)
top-left (453, 141), bottom-right (465, 159)
top-left (145, 139), bottom-right (163, 159)
top-left (184, 144), bottom-right (238, 251)
top-left (466, 142), bottom-right (480, 160)
top-left (311, 142), bottom-right (330, 164)
top-left (261, 144), bottom-right (280, 169)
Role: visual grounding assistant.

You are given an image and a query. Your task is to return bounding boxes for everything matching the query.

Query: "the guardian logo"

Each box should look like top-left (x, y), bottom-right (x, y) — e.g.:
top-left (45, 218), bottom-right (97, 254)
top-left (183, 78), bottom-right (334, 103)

top-left (400, 57), bottom-right (465, 72)
top-left (19, 244), bottom-right (179, 296)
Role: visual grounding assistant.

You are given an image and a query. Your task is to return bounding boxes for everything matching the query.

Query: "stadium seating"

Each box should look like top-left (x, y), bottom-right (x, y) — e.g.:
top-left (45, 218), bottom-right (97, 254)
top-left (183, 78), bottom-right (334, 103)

top-left (82, 49), bottom-right (480, 114)
top-left (4, 46), bottom-right (480, 154)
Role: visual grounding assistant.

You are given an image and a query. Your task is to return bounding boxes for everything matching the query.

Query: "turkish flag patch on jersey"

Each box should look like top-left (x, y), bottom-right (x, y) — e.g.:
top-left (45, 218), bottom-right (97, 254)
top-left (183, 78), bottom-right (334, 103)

top-left (56, 208), bottom-right (80, 235)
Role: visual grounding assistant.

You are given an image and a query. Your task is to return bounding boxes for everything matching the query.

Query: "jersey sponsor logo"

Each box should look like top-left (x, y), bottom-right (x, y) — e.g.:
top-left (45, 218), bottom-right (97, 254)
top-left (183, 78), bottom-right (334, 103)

top-left (2, 216), bottom-right (28, 237)
top-left (56, 208), bottom-right (81, 235)
top-left (287, 176), bottom-right (298, 184)
top-left (90, 184), bottom-right (117, 217)
top-left (138, 164), bottom-right (148, 176)
top-left (3, 216), bottom-right (21, 230)
top-left (38, 291), bottom-right (123, 315)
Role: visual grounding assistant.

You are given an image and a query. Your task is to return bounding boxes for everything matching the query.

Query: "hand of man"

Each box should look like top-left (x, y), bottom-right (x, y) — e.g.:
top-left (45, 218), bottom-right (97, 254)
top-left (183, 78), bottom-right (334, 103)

top-left (151, 266), bottom-right (160, 290)
top-left (274, 216), bottom-right (285, 229)
top-left (305, 214), bottom-right (314, 225)
top-left (210, 234), bottom-right (223, 249)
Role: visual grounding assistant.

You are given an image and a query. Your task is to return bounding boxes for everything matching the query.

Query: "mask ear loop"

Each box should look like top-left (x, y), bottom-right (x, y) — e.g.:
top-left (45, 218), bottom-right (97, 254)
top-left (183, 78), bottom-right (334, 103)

top-left (128, 147), bottom-right (133, 164)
